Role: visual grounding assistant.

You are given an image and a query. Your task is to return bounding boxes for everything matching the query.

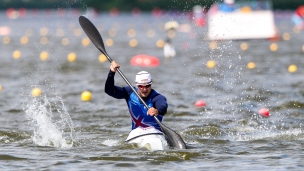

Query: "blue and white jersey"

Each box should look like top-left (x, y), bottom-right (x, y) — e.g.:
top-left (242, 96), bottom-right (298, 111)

top-left (127, 88), bottom-right (163, 130)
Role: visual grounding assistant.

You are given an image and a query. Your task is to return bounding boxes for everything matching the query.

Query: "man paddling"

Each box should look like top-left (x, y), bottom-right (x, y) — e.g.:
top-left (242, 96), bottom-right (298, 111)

top-left (105, 61), bottom-right (168, 131)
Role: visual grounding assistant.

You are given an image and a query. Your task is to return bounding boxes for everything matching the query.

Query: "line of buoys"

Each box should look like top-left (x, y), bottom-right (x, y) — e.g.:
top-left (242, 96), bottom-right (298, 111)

top-left (130, 54), bottom-right (160, 67)
top-left (207, 41), bottom-right (304, 53)
top-left (5, 8), bottom-right (81, 19)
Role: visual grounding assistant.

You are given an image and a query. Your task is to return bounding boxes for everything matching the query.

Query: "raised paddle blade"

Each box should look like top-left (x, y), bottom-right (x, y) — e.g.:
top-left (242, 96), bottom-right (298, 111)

top-left (78, 15), bottom-right (187, 149)
top-left (78, 16), bottom-right (110, 60)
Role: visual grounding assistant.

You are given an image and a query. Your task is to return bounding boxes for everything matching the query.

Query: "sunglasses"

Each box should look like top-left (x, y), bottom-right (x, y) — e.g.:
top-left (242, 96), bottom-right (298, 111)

top-left (138, 84), bottom-right (151, 89)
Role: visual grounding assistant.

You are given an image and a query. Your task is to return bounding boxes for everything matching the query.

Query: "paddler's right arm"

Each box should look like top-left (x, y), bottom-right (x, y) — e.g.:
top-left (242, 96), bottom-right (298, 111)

top-left (104, 61), bottom-right (128, 99)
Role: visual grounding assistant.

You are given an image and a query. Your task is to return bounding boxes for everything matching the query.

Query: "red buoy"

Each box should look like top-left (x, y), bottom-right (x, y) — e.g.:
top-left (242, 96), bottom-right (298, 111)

top-left (195, 100), bottom-right (206, 107)
top-left (130, 54), bottom-right (160, 67)
top-left (258, 108), bottom-right (270, 117)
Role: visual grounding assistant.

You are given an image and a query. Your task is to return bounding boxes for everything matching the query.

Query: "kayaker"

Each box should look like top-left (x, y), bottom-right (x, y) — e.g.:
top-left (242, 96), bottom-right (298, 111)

top-left (104, 61), bottom-right (168, 131)
top-left (219, 0), bottom-right (235, 12)
top-left (292, 5), bottom-right (304, 30)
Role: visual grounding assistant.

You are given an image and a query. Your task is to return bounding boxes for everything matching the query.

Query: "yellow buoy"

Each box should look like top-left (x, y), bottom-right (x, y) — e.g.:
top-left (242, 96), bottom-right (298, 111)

top-left (282, 32), bottom-right (290, 41)
top-left (127, 29), bottom-right (136, 37)
top-left (269, 43), bottom-right (278, 52)
top-left (82, 37), bottom-right (90, 47)
top-left (247, 62), bottom-right (255, 69)
top-left (3, 36), bottom-right (10, 44)
top-left (129, 39), bottom-right (138, 47)
top-left (209, 41), bottom-right (217, 50)
top-left (81, 91), bottom-right (92, 101)
top-left (105, 38), bottom-right (114, 47)
top-left (67, 52), bottom-right (77, 62)
top-left (240, 6), bottom-right (252, 13)
top-left (61, 37), bottom-right (69, 46)
top-left (288, 64), bottom-right (297, 73)
top-left (40, 51), bottom-right (49, 61)
top-left (20, 36), bottom-right (29, 45)
top-left (13, 50), bottom-right (21, 59)
top-left (0, 85), bottom-right (2, 91)
top-left (31, 88), bottom-right (42, 97)
top-left (207, 60), bottom-right (216, 68)
top-left (99, 54), bottom-right (107, 63)
top-left (156, 39), bottom-right (164, 48)
top-left (240, 42), bottom-right (248, 51)
top-left (302, 45), bottom-right (304, 52)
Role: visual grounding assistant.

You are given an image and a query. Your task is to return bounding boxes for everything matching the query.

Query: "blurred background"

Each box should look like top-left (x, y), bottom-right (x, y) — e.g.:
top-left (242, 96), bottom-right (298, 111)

top-left (0, 0), bottom-right (303, 11)
top-left (1, 0), bottom-right (304, 170)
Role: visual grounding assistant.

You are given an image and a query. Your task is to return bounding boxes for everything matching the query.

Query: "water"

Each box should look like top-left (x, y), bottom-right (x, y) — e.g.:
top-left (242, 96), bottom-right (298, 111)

top-left (1, 9), bottom-right (304, 170)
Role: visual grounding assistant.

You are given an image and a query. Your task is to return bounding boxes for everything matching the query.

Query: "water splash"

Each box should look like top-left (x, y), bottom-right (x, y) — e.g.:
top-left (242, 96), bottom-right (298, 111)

top-left (24, 95), bottom-right (75, 148)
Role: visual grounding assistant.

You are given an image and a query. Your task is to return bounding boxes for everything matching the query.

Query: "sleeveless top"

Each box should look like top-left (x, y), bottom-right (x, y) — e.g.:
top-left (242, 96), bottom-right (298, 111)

top-left (127, 87), bottom-right (163, 131)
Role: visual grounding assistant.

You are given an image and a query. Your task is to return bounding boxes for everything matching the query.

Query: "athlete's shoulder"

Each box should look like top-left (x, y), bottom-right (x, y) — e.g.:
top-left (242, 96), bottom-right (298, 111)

top-left (124, 86), bottom-right (135, 95)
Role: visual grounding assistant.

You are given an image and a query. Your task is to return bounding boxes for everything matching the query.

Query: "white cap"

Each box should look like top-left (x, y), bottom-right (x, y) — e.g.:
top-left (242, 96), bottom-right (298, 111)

top-left (135, 71), bottom-right (152, 85)
top-left (224, 0), bottom-right (234, 4)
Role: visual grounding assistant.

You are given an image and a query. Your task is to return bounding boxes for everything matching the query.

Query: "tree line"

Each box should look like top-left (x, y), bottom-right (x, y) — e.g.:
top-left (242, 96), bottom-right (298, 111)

top-left (0, 0), bottom-right (302, 11)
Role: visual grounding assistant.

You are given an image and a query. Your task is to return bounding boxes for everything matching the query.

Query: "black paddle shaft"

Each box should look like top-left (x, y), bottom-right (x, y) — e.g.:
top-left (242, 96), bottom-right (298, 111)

top-left (78, 15), bottom-right (186, 149)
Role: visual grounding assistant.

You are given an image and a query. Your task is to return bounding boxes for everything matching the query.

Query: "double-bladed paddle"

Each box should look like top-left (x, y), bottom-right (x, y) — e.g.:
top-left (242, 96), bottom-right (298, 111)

top-left (78, 15), bottom-right (186, 149)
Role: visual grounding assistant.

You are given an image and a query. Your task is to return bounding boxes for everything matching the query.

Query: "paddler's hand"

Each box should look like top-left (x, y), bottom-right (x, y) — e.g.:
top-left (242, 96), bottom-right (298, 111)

top-left (110, 61), bottom-right (120, 72)
top-left (147, 107), bottom-right (158, 117)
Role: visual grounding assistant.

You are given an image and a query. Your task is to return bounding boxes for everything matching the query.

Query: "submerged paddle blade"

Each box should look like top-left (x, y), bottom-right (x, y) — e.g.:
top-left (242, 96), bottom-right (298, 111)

top-left (154, 116), bottom-right (187, 149)
top-left (78, 16), bottom-right (110, 60)
top-left (163, 125), bottom-right (187, 149)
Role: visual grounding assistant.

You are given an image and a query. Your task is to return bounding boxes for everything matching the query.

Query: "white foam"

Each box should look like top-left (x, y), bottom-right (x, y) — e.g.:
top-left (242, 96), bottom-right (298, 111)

top-left (24, 95), bottom-right (75, 148)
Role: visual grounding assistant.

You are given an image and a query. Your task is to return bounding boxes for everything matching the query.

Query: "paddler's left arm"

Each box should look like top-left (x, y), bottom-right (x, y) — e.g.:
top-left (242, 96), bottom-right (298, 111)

top-left (151, 94), bottom-right (168, 116)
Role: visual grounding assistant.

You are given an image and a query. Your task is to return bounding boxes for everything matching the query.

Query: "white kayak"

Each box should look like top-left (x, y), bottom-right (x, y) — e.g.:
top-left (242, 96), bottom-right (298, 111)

top-left (125, 127), bottom-right (168, 151)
